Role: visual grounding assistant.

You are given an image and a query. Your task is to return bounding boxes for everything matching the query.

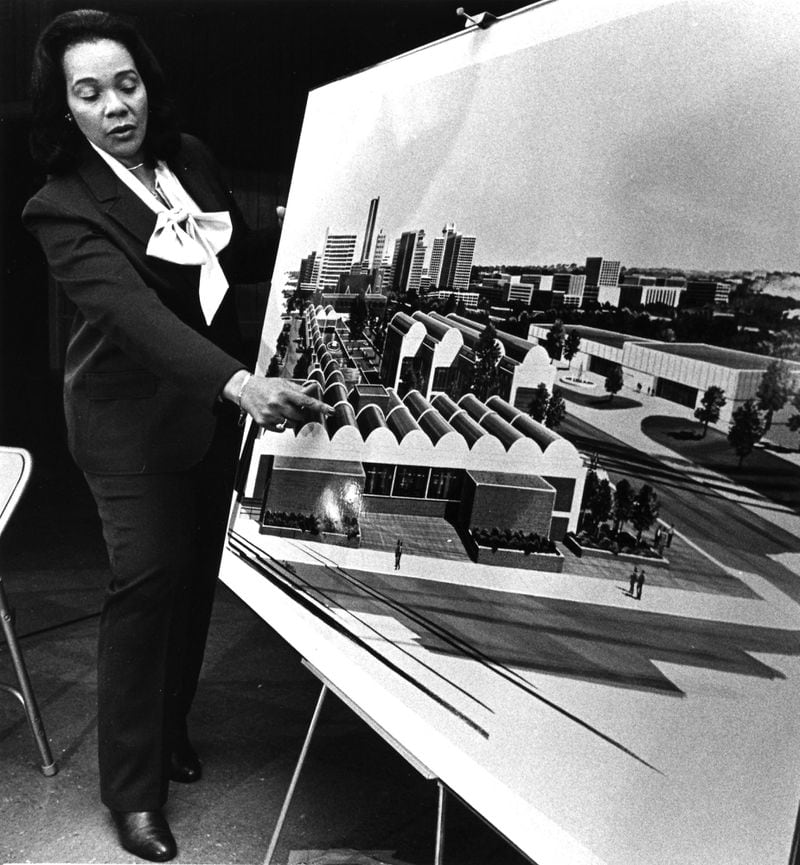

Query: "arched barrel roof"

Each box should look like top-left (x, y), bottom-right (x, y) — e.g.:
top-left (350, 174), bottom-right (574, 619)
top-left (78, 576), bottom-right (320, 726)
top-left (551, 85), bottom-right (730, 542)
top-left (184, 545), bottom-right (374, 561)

top-left (458, 394), bottom-right (523, 449)
top-left (327, 401), bottom-right (357, 435)
top-left (403, 389), bottom-right (456, 444)
top-left (486, 395), bottom-right (562, 449)
top-left (429, 311), bottom-right (481, 349)
top-left (388, 311), bottom-right (419, 335)
top-left (323, 381), bottom-right (348, 407)
top-left (356, 404), bottom-right (388, 437)
top-left (411, 311), bottom-right (453, 340)
top-left (431, 394), bottom-right (486, 446)
top-left (385, 391), bottom-right (422, 441)
top-left (307, 368), bottom-right (325, 389)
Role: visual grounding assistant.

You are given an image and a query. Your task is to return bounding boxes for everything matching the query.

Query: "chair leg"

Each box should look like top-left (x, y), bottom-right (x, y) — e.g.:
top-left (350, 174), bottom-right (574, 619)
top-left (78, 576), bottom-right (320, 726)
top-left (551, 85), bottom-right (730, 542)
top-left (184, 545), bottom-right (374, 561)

top-left (0, 577), bottom-right (58, 776)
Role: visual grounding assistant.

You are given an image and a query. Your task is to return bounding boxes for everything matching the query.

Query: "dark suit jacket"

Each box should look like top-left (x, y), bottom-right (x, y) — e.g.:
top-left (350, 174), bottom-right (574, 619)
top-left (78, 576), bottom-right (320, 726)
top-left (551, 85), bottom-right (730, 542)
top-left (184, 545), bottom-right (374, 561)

top-left (23, 134), bottom-right (278, 474)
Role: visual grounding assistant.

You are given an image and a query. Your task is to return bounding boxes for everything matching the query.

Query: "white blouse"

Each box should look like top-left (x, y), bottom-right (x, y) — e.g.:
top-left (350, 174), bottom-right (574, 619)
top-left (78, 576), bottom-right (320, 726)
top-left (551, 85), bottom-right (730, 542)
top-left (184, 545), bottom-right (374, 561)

top-left (90, 141), bottom-right (233, 324)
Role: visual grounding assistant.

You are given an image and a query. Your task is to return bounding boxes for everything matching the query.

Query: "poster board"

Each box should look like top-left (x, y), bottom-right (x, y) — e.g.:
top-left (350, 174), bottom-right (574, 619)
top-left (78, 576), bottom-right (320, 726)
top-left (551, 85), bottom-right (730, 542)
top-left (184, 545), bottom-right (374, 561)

top-left (222, 1), bottom-right (800, 862)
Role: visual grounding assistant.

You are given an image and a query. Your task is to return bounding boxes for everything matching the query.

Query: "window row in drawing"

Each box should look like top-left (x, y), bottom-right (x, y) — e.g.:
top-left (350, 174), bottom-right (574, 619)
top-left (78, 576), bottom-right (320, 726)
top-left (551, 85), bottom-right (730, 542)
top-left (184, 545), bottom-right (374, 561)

top-left (363, 462), bottom-right (464, 501)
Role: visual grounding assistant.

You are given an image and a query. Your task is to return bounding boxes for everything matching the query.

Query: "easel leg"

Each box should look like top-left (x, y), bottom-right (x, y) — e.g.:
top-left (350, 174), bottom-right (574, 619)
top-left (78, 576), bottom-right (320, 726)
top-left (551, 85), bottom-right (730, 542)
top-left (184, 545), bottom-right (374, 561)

top-left (264, 682), bottom-right (328, 865)
top-left (435, 781), bottom-right (446, 865)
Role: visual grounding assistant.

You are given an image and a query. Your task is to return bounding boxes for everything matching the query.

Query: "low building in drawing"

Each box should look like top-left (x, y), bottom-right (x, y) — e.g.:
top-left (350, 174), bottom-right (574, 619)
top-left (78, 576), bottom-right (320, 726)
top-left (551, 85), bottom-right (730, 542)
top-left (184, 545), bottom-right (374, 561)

top-left (239, 306), bottom-right (586, 560)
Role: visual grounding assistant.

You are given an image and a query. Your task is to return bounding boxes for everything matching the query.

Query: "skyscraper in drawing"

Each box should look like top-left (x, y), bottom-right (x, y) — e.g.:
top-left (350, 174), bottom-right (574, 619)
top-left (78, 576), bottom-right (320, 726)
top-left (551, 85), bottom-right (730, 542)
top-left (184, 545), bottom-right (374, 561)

top-left (429, 236), bottom-right (445, 287)
top-left (451, 235), bottom-right (476, 292)
top-left (317, 230), bottom-right (357, 289)
top-left (384, 239), bottom-right (399, 289)
top-left (430, 223), bottom-right (456, 289)
top-left (298, 251), bottom-right (317, 288)
top-left (360, 197), bottom-right (380, 266)
top-left (584, 256), bottom-right (621, 305)
top-left (408, 231), bottom-right (427, 294)
top-left (372, 230), bottom-right (386, 270)
top-left (438, 224), bottom-right (476, 292)
top-left (391, 230), bottom-right (426, 293)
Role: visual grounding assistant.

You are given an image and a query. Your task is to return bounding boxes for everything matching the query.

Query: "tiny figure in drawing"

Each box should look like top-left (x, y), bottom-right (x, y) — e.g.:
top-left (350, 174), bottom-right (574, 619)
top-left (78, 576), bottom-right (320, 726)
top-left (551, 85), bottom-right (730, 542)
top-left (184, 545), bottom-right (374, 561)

top-left (394, 538), bottom-right (403, 570)
top-left (635, 569), bottom-right (646, 600)
top-left (629, 565), bottom-right (639, 597)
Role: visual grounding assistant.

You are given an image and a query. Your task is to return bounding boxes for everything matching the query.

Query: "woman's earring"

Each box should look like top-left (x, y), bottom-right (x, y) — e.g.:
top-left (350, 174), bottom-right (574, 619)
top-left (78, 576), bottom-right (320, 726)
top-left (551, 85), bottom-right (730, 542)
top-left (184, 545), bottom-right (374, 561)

top-left (64, 113), bottom-right (73, 123)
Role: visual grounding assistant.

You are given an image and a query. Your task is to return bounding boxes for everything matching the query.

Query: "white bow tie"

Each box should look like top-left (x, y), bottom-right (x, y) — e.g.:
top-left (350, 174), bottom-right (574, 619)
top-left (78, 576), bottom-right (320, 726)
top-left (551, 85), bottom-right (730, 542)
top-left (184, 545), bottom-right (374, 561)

top-left (147, 208), bottom-right (233, 324)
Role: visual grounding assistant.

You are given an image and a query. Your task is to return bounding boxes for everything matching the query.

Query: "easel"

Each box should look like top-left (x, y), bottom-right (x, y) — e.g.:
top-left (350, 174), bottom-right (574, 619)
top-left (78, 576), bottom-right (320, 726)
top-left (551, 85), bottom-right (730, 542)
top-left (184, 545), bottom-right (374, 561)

top-left (264, 661), bottom-right (447, 865)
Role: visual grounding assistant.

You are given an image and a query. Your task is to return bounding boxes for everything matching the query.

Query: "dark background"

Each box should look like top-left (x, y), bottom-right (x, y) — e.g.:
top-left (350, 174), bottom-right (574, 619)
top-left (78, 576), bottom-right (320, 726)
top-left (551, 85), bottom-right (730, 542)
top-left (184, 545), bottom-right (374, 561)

top-left (0, 0), bottom-right (526, 464)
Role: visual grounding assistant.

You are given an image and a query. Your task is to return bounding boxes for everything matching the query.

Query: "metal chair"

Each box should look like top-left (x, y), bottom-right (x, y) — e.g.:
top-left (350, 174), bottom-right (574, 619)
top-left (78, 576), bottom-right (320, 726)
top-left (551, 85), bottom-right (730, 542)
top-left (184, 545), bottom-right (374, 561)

top-left (0, 446), bottom-right (57, 776)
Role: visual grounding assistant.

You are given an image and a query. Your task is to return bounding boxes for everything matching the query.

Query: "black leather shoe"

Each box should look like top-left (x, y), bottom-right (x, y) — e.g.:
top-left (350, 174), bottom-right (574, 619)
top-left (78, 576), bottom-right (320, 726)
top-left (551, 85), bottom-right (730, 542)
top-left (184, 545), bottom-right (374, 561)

top-left (110, 809), bottom-right (176, 862)
top-left (169, 739), bottom-right (202, 783)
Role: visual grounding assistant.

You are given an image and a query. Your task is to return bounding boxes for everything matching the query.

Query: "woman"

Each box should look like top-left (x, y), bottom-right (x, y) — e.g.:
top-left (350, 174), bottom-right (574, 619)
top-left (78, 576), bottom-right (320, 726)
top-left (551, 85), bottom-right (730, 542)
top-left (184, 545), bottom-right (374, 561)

top-left (23, 9), bottom-right (328, 861)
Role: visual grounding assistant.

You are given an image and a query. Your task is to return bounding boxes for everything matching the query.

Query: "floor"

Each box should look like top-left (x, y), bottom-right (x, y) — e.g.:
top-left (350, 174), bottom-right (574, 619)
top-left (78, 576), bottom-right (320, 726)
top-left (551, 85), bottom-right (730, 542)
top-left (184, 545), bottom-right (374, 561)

top-left (0, 450), bottom-right (528, 865)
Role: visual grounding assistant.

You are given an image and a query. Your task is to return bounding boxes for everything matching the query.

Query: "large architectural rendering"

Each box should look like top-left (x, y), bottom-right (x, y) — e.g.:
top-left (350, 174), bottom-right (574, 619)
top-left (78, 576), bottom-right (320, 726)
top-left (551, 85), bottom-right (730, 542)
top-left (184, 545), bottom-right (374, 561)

top-left (221, 3), bottom-right (800, 863)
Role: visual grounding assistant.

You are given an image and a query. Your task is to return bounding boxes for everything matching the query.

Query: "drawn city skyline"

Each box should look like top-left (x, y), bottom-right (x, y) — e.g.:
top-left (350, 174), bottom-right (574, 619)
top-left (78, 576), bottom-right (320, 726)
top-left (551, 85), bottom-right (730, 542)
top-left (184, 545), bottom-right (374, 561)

top-left (275, 0), bottom-right (800, 282)
top-left (285, 191), bottom-right (775, 300)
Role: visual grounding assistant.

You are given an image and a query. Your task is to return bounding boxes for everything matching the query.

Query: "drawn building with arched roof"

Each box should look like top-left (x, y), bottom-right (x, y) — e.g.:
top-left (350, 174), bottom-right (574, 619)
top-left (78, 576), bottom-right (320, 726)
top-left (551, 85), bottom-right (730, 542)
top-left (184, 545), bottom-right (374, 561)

top-left (379, 310), bottom-right (554, 412)
top-left (240, 306), bottom-right (586, 554)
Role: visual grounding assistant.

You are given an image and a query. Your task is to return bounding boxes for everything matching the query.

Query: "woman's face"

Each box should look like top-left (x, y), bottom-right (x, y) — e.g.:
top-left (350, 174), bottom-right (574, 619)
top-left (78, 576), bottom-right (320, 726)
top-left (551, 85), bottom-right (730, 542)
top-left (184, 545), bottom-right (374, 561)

top-left (62, 38), bottom-right (148, 167)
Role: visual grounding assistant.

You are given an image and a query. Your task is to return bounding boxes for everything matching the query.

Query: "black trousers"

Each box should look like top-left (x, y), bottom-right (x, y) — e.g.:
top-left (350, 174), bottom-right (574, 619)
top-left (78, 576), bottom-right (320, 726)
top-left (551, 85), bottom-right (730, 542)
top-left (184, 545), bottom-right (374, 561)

top-left (85, 417), bottom-right (239, 811)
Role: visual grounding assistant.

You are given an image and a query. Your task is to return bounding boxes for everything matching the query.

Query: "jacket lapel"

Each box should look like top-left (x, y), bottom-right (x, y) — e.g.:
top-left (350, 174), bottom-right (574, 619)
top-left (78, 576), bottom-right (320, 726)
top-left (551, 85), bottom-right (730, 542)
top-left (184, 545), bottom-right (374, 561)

top-left (77, 146), bottom-right (158, 248)
top-left (169, 147), bottom-right (220, 214)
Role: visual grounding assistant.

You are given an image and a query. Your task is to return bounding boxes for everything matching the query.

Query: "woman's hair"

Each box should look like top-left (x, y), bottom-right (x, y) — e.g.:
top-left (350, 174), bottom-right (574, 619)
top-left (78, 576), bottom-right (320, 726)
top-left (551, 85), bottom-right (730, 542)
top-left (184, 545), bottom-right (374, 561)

top-left (29, 8), bottom-right (181, 173)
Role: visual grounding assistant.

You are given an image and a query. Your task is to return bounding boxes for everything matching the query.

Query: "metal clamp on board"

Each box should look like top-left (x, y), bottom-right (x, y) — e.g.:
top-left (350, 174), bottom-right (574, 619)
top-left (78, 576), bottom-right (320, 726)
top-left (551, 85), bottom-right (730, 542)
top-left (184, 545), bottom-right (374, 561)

top-left (456, 7), bottom-right (497, 29)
